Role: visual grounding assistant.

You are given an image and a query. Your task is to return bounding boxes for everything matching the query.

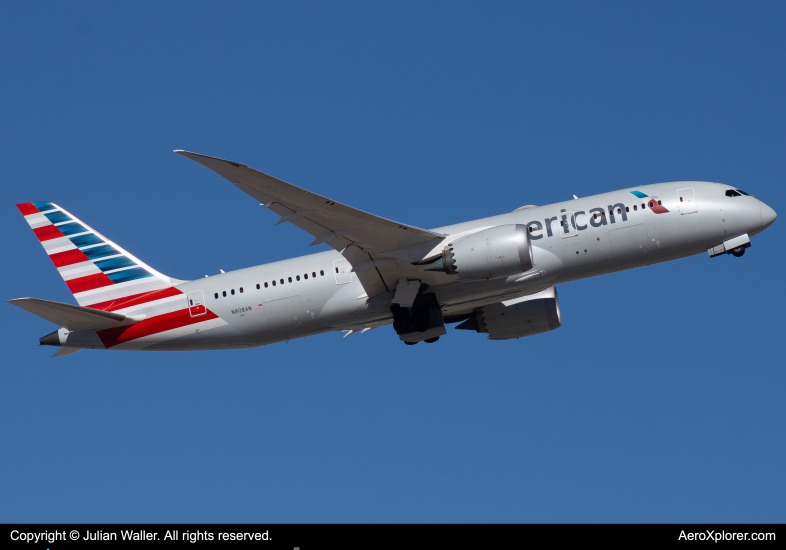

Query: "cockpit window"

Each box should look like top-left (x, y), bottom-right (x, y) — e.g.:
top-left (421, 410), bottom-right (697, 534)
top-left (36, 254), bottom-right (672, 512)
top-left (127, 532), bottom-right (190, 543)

top-left (725, 189), bottom-right (742, 197)
top-left (736, 189), bottom-right (752, 196)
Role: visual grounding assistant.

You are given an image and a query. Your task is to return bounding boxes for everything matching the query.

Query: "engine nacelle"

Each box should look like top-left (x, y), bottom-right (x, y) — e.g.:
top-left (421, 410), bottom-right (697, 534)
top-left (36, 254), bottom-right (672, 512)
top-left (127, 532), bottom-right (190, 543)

top-left (425, 224), bottom-right (533, 280)
top-left (456, 286), bottom-right (561, 340)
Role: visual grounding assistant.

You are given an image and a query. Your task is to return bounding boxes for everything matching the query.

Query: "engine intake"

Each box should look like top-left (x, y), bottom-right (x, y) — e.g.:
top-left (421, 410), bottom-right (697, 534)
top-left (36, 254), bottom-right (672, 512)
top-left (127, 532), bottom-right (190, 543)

top-left (425, 224), bottom-right (533, 280)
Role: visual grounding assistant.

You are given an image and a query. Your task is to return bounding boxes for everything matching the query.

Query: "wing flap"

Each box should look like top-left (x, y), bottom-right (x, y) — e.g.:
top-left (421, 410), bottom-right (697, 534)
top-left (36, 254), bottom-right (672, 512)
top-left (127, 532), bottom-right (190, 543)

top-left (8, 297), bottom-right (142, 332)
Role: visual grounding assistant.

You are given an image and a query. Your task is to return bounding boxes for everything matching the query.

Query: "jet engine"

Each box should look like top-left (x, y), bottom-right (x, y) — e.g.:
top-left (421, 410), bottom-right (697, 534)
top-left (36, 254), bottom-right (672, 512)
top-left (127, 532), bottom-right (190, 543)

top-left (456, 286), bottom-right (561, 340)
top-left (424, 224), bottom-right (533, 280)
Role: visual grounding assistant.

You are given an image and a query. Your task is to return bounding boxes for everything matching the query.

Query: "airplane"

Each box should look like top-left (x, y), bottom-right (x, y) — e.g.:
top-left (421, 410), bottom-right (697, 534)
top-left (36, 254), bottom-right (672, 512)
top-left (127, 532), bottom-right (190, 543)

top-left (9, 150), bottom-right (777, 355)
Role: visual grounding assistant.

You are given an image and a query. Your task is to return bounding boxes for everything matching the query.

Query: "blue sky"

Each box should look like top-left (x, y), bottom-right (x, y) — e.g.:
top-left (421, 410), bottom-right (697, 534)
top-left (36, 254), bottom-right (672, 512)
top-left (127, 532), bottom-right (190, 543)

top-left (1, 1), bottom-right (784, 522)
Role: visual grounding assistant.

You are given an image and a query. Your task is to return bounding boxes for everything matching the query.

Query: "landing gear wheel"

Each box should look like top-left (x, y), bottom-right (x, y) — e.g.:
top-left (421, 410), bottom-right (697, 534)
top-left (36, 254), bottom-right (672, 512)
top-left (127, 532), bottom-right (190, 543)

top-left (404, 341), bottom-right (418, 346)
top-left (393, 320), bottom-right (410, 333)
top-left (424, 336), bottom-right (440, 343)
top-left (414, 317), bottom-right (430, 332)
top-left (731, 246), bottom-right (746, 257)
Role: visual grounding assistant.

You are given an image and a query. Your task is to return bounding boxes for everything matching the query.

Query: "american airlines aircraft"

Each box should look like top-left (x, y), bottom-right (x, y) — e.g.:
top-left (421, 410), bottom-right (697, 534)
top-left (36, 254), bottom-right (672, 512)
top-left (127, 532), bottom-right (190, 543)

top-left (10, 151), bottom-right (778, 356)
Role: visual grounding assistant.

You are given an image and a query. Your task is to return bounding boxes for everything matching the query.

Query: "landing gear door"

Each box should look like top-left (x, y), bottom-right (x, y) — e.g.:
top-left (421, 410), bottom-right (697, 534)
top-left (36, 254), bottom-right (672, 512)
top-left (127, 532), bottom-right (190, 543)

top-left (187, 289), bottom-right (206, 317)
top-left (677, 188), bottom-right (698, 214)
top-left (559, 211), bottom-right (578, 238)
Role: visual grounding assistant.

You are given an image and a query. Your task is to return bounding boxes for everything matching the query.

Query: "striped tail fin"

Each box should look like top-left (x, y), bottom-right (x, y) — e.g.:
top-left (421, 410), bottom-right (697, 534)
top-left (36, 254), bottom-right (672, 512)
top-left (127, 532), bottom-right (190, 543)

top-left (16, 201), bottom-right (183, 309)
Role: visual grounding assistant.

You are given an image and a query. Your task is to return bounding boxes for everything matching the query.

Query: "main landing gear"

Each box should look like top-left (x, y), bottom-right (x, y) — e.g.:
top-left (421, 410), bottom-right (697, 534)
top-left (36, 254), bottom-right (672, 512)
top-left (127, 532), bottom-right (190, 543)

top-left (392, 290), bottom-right (446, 346)
top-left (731, 246), bottom-right (746, 257)
top-left (403, 336), bottom-right (440, 346)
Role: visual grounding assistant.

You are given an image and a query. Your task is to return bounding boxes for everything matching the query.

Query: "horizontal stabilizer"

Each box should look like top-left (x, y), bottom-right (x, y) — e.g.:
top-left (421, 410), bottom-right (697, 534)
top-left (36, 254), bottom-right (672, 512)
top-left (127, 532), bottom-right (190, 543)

top-left (8, 297), bottom-right (143, 332)
top-left (52, 347), bottom-right (82, 357)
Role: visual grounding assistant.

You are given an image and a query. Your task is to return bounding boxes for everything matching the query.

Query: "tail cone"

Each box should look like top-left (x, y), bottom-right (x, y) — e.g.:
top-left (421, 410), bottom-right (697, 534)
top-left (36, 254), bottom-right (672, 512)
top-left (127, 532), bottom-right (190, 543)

top-left (39, 329), bottom-right (61, 346)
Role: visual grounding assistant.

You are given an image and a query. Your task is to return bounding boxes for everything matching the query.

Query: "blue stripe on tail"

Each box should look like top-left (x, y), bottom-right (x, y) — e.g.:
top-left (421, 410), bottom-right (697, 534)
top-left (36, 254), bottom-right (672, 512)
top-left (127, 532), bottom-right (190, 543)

top-left (57, 222), bottom-right (88, 236)
top-left (32, 201), bottom-right (56, 212)
top-left (82, 244), bottom-right (119, 260)
top-left (95, 256), bottom-right (137, 271)
top-left (107, 268), bottom-right (152, 284)
top-left (44, 211), bottom-right (72, 224)
top-left (70, 234), bottom-right (104, 248)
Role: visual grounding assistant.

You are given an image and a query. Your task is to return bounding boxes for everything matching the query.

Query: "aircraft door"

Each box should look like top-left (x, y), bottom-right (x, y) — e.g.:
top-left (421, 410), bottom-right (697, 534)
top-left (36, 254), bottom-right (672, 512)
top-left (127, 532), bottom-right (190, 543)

top-left (677, 188), bottom-right (698, 214)
top-left (187, 289), bottom-right (206, 317)
top-left (559, 211), bottom-right (578, 238)
top-left (333, 258), bottom-right (353, 284)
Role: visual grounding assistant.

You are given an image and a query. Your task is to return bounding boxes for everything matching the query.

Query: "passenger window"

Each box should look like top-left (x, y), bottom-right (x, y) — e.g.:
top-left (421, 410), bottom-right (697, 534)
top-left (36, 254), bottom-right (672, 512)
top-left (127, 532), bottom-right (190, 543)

top-left (625, 206), bottom-right (629, 212)
top-left (264, 282), bottom-right (268, 288)
top-left (335, 267), bottom-right (339, 273)
top-left (320, 270), bottom-right (324, 276)
top-left (593, 213), bottom-right (598, 219)
top-left (288, 277), bottom-right (292, 283)
top-left (280, 279), bottom-right (284, 284)
top-left (231, 289), bottom-right (235, 295)
top-left (240, 287), bottom-right (244, 293)
top-left (633, 205), bottom-right (637, 211)
top-left (256, 284), bottom-right (260, 290)
top-left (304, 273), bottom-right (308, 279)
top-left (214, 293), bottom-right (218, 299)
top-left (272, 281), bottom-right (276, 286)
top-left (222, 291), bottom-right (226, 297)
top-left (649, 201), bottom-right (654, 208)
top-left (657, 200), bottom-right (662, 205)
top-left (312, 272), bottom-right (316, 278)
top-left (617, 208), bottom-right (621, 214)
top-left (641, 203), bottom-right (645, 209)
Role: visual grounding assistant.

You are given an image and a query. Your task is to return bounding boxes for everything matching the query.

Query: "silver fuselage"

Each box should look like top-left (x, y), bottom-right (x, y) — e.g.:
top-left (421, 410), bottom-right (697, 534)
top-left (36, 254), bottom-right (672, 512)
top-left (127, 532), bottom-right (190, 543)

top-left (63, 181), bottom-right (776, 350)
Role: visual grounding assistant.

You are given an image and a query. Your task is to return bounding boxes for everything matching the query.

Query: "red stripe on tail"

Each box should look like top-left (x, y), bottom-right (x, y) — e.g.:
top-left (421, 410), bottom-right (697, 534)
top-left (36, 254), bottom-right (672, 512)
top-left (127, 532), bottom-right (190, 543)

top-left (49, 249), bottom-right (90, 268)
top-left (97, 308), bottom-right (218, 348)
top-left (65, 272), bottom-right (114, 294)
top-left (88, 287), bottom-right (183, 312)
top-left (16, 203), bottom-right (39, 216)
top-left (33, 225), bottom-right (64, 242)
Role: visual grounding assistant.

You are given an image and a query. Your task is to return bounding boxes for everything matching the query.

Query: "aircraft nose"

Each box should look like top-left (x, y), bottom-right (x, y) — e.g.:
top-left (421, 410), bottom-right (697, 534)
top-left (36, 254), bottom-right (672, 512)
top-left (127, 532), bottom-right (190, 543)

top-left (761, 201), bottom-right (777, 231)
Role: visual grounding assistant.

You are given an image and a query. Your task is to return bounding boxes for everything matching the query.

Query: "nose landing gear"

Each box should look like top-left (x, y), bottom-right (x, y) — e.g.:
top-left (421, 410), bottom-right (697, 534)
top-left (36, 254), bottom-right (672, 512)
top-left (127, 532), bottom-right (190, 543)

top-left (708, 234), bottom-right (751, 259)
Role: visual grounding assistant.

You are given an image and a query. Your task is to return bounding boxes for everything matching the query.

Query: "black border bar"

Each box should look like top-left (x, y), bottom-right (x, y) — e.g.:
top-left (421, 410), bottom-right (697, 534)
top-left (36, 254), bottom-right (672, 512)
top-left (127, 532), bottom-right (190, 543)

top-left (2, 524), bottom-right (783, 548)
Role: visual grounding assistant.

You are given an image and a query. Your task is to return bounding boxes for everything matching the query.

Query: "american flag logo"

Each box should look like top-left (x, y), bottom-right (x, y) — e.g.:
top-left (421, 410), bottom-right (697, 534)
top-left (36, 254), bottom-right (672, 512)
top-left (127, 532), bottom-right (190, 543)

top-left (254, 304), bottom-right (264, 310)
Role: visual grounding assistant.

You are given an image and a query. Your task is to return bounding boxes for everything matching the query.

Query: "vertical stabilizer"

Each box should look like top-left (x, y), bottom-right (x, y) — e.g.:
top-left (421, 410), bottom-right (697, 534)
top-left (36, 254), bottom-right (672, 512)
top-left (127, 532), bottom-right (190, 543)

top-left (15, 202), bottom-right (182, 308)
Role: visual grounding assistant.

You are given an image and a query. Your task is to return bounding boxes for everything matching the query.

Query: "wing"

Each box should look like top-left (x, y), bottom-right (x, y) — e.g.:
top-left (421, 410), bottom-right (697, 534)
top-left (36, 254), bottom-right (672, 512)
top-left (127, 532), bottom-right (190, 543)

top-left (176, 150), bottom-right (447, 297)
